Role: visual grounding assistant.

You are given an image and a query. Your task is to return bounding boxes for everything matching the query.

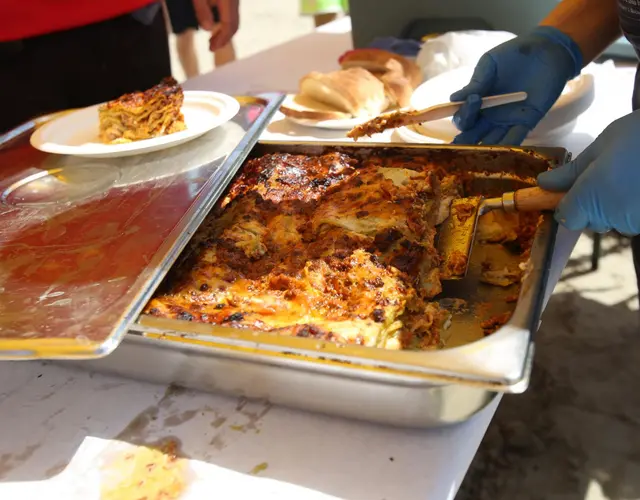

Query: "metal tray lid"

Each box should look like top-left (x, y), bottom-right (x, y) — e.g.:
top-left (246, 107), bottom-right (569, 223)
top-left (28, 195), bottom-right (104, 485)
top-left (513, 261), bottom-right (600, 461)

top-left (0, 93), bottom-right (283, 360)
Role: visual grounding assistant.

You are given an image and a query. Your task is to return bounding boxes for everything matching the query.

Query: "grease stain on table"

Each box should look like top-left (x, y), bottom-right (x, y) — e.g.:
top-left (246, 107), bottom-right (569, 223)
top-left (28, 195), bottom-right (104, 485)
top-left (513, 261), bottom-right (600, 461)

top-left (249, 462), bottom-right (269, 475)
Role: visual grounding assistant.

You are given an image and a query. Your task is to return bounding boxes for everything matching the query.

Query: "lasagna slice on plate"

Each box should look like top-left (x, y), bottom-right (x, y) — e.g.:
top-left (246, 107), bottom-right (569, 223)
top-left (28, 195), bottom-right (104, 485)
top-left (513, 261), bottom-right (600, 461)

top-left (98, 77), bottom-right (186, 144)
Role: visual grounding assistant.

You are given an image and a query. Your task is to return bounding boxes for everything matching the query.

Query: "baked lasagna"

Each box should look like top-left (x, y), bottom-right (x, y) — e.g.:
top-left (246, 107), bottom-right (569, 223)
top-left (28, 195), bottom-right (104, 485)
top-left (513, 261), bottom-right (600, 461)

top-left (98, 77), bottom-right (186, 144)
top-left (145, 152), bottom-right (464, 350)
top-left (144, 151), bottom-right (538, 350)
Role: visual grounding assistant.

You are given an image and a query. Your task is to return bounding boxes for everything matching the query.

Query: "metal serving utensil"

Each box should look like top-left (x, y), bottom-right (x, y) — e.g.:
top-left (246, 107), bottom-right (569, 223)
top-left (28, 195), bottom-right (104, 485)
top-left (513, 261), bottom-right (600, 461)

top-left (438, 186), bottom-right (565, 280)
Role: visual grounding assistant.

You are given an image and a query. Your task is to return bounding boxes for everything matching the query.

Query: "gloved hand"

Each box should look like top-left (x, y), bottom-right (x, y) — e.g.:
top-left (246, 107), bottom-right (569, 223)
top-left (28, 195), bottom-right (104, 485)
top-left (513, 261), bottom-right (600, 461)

top-left (537, 110), bottom-right (640, 235)
top-left (449, 26), bottom-right (583, 145)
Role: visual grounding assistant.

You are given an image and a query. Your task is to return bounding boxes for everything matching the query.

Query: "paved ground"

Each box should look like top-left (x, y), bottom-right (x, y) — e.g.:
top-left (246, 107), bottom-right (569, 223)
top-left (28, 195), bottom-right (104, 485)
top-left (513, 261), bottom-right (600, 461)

top-left (169, 4), bottom-right (640, 499)
top-left (457, 234), bottom-right (640, 500)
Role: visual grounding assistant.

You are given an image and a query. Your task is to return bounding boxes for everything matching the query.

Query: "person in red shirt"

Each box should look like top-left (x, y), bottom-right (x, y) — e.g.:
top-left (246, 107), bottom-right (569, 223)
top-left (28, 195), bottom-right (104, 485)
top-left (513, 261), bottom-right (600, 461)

top-left (0, 0), bottom-right (239, 133)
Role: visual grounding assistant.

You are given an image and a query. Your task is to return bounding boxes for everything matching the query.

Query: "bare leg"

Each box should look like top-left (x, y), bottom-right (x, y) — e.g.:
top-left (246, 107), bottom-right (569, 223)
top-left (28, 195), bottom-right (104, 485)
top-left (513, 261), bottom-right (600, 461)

top-left (214, 41), bottom-right (236, 68)
top-left (313, 12), bottom-right (339, 28)
top-left (631, 235), bottom-right (640, 315)
top-left (175, 29), bottom-right (199, 79)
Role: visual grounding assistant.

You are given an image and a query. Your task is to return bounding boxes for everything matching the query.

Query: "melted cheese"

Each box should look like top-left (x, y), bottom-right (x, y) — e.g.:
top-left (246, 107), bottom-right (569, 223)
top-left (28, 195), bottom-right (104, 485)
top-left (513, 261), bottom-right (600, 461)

top-left (436, 175), bottom-right (461, 225)
top-left (311, 167), bottom-right (437, 242)
top-left (477, 211), bottom-right (520, 243)
top-left (221, 220), bottom-right (268, 259)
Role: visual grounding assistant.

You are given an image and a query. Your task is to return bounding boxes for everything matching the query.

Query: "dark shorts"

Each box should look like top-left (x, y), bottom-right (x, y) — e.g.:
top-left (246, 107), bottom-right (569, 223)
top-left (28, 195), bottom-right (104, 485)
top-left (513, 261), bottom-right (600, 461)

top-left (0, 5), bottom-right (170, 134)
top-left (165, 0), bottom-right (220, 34)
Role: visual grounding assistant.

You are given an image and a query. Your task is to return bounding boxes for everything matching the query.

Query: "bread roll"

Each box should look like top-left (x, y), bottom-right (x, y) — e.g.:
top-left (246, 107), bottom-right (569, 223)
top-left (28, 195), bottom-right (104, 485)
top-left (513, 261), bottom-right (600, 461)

top-left (339, 49), bottom-right (423, 89)
top-left (377, 71), bottom-right (413, 108)
top-left (279, 94), bottom-right (352, 121)
top-left (299, 67), bottom-right (387, 118)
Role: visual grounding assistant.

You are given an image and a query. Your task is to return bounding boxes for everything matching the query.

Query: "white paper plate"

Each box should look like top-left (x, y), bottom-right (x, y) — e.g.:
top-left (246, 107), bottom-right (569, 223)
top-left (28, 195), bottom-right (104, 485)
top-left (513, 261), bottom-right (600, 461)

top-left (30, 91), bottom-right (240, 158)
top-left (395, 125), bottom-right (445, 145)
top-left (285, 114), bottom-right (370, 130)
top-left (407, 67), bottom-right (595, 143)
top-left (395, 119), bottom-right (580, 146)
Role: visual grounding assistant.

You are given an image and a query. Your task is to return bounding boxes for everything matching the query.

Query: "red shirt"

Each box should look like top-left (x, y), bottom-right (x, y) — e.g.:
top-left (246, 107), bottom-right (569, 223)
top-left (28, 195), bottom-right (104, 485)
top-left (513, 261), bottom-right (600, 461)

top-left (0, 0), bottom-right (157, 41)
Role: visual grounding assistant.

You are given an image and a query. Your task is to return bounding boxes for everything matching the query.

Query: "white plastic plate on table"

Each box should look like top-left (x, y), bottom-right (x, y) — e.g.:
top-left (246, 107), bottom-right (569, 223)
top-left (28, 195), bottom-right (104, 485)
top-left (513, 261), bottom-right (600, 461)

top-left (395, 125), bottom-right (446, 145)
top-left (406, 66), bottom-right (595, 144)
top-left (30, 91), bottom-right (240, 158)
top-left (395, 119), bottom-right (579, 146)
top-left (286, 114), bottom-right (370, 131)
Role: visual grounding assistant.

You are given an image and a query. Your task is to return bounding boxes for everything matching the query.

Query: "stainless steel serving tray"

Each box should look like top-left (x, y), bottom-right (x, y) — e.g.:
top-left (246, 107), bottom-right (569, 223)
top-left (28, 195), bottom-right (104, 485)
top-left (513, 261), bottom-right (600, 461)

top-left (76, 141), bottom-right (569, 428)
top-left (0, 94), bottom-right (283, 358)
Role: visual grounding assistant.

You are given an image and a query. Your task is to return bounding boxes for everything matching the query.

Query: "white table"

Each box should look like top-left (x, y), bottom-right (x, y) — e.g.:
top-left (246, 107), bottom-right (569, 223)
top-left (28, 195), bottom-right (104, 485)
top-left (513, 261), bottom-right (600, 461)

top-left (0, 18), bottom-right (635, 500)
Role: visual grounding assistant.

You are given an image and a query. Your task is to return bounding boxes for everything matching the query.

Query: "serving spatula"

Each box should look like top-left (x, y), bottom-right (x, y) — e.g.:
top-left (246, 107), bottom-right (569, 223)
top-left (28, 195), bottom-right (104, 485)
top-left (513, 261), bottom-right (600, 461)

top-left (347, 91), bottom-right (528, 140)
top-left (437, 187), bottom-right (565, 280)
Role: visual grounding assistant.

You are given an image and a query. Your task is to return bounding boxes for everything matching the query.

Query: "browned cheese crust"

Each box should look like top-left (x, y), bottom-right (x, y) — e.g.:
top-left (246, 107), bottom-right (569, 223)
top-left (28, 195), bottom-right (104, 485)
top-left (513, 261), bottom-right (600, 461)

top-left (146, 152), bottom-right (451, 350)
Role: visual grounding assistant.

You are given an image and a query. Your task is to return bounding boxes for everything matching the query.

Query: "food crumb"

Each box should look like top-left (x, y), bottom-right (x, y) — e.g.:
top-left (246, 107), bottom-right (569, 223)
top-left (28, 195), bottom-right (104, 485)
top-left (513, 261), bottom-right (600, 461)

top-left (481, 312), bottom-right (512, 335)
top-left (480, 261), bottom-right (522, 287)
top-left (454, 201), bottom-right (476, 223)
top-left (250, 462), bottom-right (269, 475)
top-left (474, 302), bottom-right (491, 318)
top-left (439, 298), bottom-right (468, 314)
top-left (505, 294), bottom-right (519, 303)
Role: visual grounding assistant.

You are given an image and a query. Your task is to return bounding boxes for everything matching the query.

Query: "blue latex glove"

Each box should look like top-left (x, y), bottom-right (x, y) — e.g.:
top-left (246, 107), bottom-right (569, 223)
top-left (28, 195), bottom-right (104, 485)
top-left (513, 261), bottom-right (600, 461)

top-left (537, 110), bottom-right (640, 235)
top-left (449, 26), bottom-right (583, 145)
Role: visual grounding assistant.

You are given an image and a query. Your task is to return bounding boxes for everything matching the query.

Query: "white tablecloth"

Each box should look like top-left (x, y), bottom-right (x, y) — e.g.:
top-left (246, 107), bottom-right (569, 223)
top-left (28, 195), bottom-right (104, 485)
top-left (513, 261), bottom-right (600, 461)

top-left (0, 17), bottom-right (636, 500)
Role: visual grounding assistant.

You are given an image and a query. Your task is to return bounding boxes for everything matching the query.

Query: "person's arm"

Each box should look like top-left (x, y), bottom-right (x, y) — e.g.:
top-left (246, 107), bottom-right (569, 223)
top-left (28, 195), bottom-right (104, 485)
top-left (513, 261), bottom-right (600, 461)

top-left (191, 0), bottom-right (239, 51)
top-left (540, 0), bottom-right (621, 65)
top-left (208, 0), bottom-right (239, 52)
top-left (449, 0), bottom-right (621, 145)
